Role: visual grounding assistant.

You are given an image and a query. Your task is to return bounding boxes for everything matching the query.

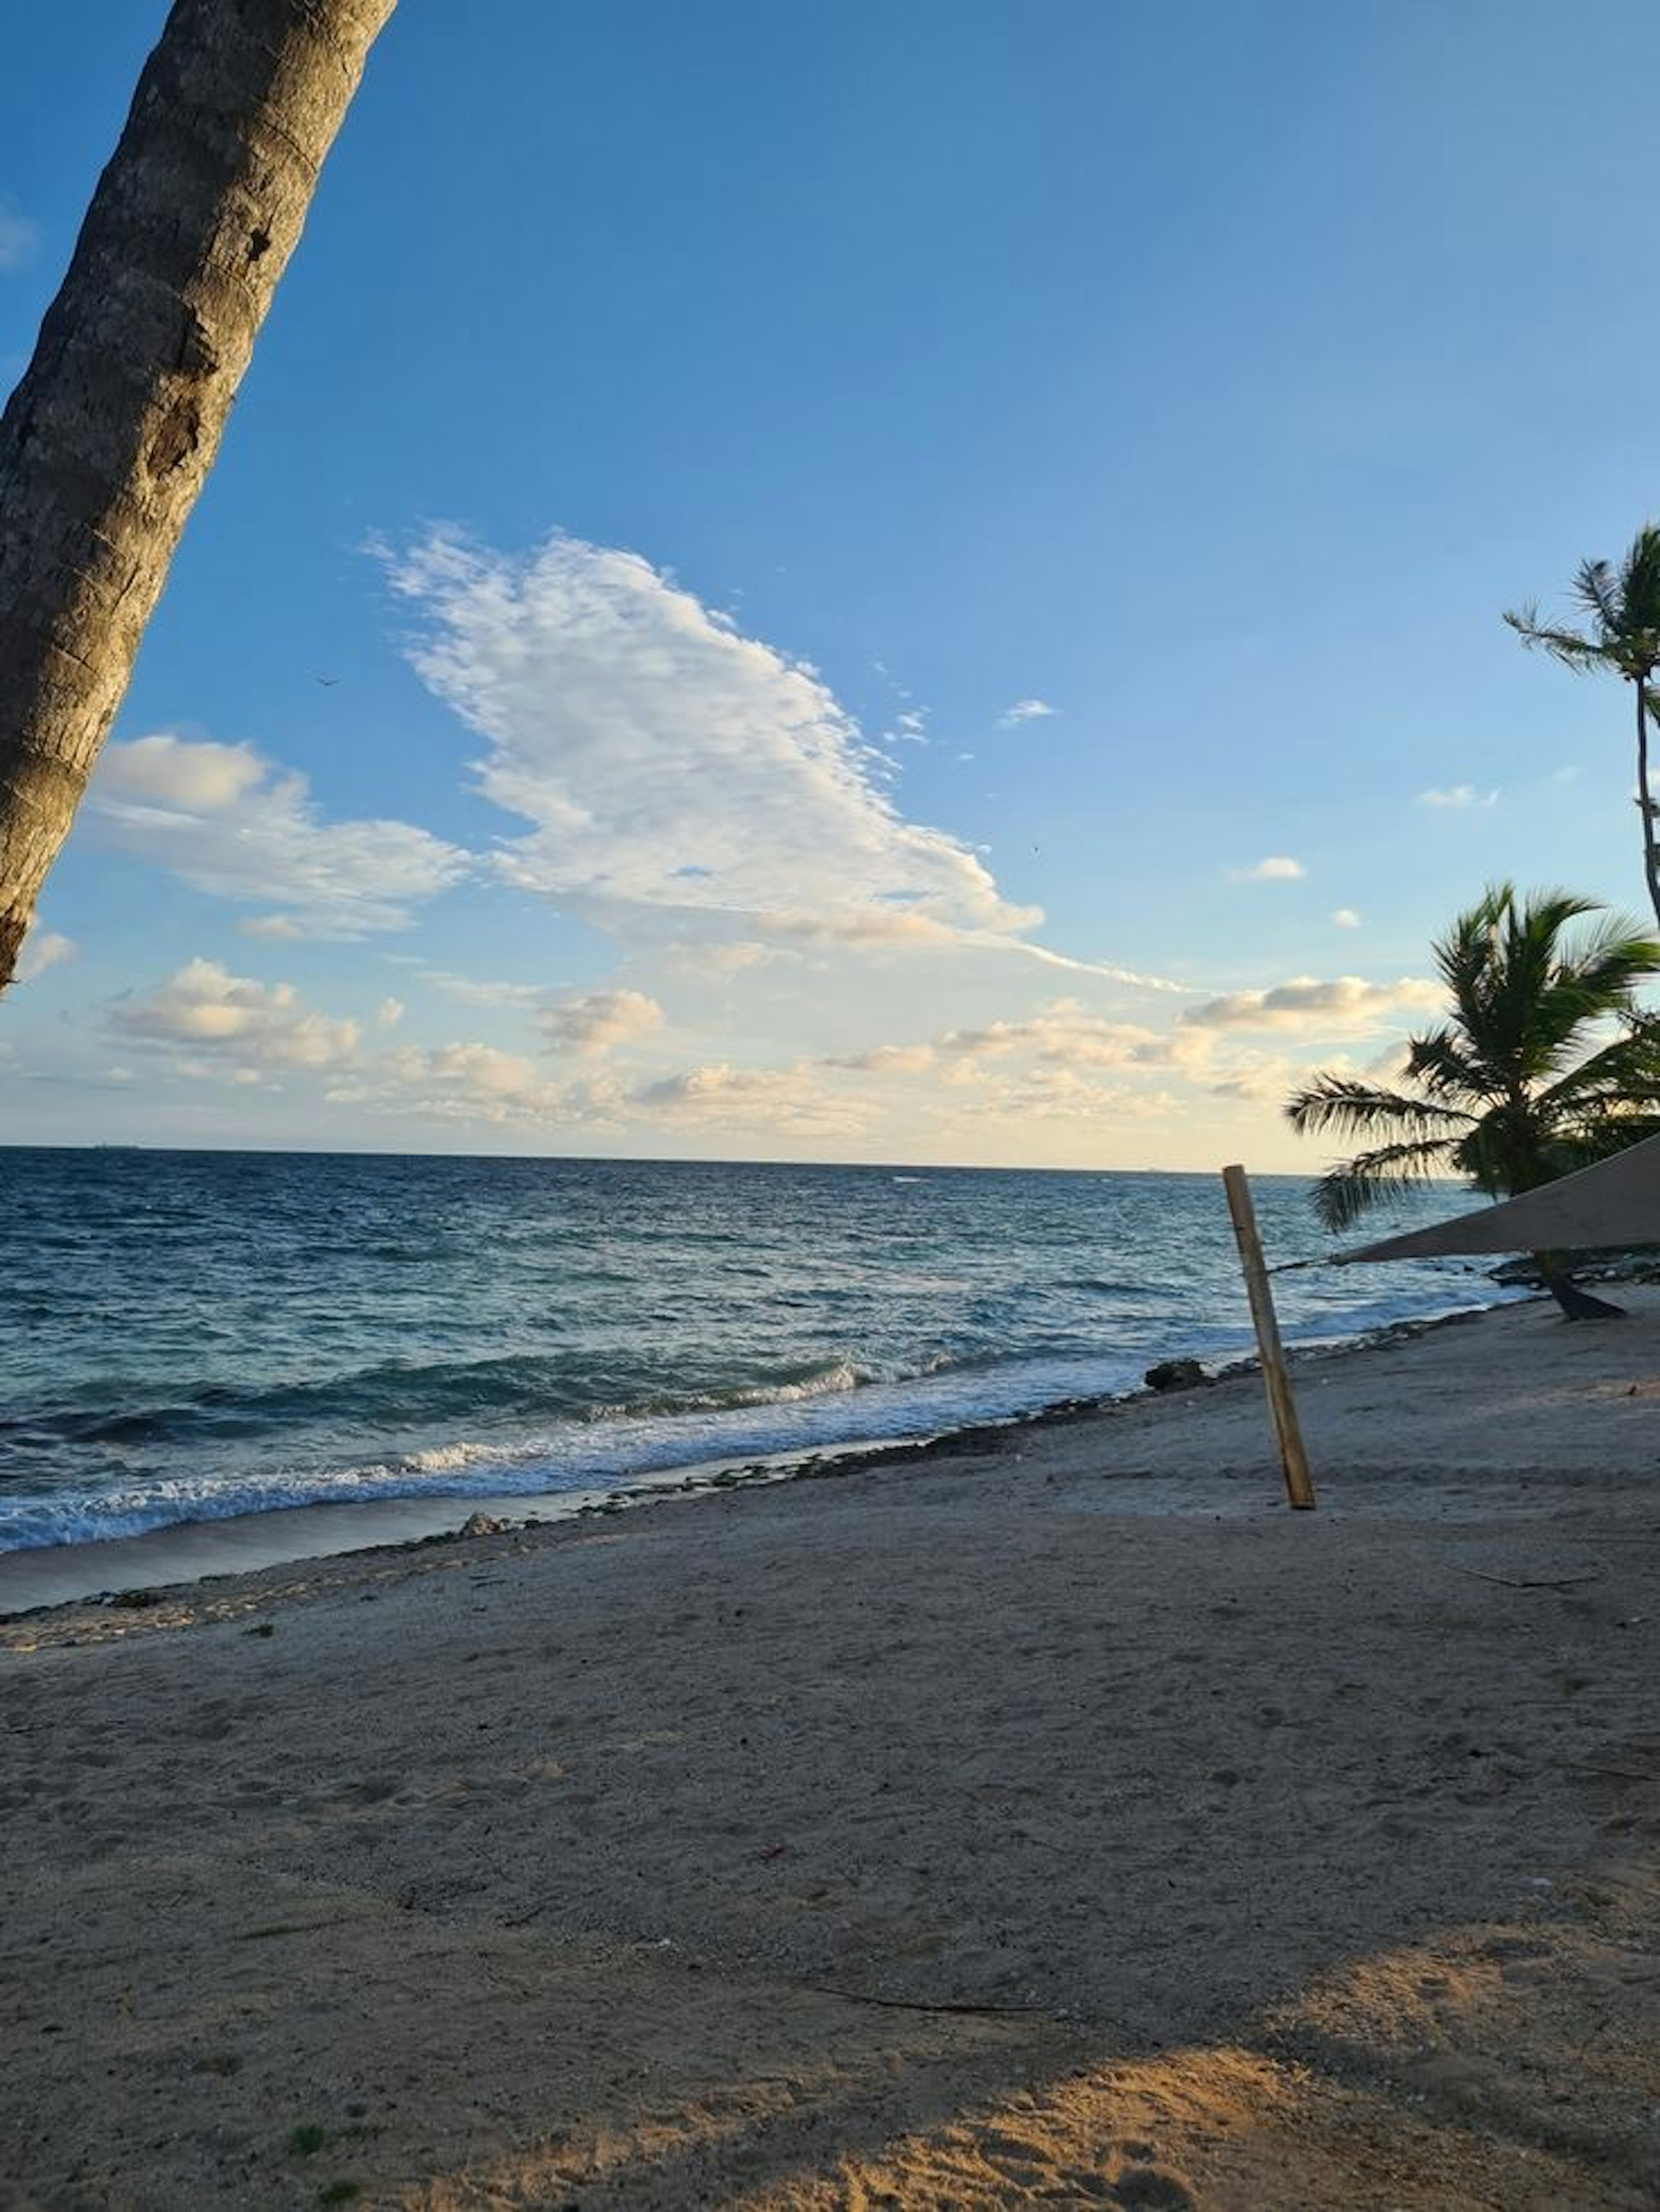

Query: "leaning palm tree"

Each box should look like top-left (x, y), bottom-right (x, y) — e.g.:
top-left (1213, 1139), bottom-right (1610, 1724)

top-left (1286, 885), bottom-right (1660, 1316)
top-left (1505, 526), bottom-right (1660, 931)
top-left (0, 0), bottom-right (396, 991)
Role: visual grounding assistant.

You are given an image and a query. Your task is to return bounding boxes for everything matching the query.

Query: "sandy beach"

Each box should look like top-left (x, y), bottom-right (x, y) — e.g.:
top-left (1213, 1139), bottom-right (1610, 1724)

top-left (3, 1291), bottom-right (1658, 2209)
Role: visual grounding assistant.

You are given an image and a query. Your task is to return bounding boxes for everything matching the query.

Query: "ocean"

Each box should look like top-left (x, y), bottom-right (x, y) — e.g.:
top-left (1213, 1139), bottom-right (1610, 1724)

top-left (0, 1147), bottom-right (1511, 1565)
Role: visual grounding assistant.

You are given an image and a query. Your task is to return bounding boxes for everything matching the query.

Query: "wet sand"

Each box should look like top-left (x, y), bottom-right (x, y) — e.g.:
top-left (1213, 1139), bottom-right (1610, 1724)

top-left (3, 1293), bottom-right (1657, 2207)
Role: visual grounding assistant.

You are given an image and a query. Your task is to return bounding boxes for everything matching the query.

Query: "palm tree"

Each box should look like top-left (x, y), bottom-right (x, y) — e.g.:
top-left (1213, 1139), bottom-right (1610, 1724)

top-left (1505, 526), bottom-right (1660, 931)
top-left (1285, 885), bottom-right (1660, 1316)
top-left (0, 0), bottom-right (396, 991)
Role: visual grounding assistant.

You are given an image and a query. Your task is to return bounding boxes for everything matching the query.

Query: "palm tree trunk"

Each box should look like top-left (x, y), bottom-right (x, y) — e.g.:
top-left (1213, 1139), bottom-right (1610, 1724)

top-left (0, 0), bottom-right (396, 990)
top-left (1637, 676), bottom-right (1660, 934)
top-left (1533, 1253), bottom-right (1625, 1321)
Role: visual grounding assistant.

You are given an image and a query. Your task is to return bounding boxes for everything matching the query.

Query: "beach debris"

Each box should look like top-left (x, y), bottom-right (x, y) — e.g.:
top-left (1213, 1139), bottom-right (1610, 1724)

top-left (1144, 1358), bottom-right (1207, 1393)
top-left (457, 1512), bottom-right (507, 1539)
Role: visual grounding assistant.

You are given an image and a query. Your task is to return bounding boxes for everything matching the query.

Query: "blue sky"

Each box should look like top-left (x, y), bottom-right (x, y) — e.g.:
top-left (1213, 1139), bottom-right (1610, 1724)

top-left (3, 0), bottom-right (1658, 1167)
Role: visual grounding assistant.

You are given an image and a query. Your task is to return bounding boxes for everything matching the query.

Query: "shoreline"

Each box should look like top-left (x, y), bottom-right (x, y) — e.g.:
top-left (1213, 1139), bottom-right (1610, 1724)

top-left (3, 1284), bottom-right (1655, 2205)
top-left (0, 1290), bottom-right (1514, 1621)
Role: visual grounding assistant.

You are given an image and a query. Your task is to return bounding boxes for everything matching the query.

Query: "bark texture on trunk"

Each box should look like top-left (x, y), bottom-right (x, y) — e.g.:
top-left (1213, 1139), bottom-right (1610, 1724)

top-left (0, 0), bottom-right (396, 989)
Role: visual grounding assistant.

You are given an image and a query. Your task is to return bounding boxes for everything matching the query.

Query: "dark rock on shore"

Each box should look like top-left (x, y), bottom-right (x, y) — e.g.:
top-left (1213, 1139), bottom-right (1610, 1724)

top-left (1143, 1358), bottom-right (1207, 1393)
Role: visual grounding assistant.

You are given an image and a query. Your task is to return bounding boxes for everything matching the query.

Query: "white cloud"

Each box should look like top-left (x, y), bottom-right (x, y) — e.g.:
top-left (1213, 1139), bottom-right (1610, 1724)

top-left (835, 1004), bottom-right (1169, 1077)
top-left (664, 938), bottom-right (804, 978)
top-left (997, 699), bottom-right (1056, 728)
top-left (948, 1068), bottom-right (1179, 1125)
top-left (0, 203), bottom-right (38, 272)
top-left (388, 532), bottom-right (1040, 948)
top-left (415, 969), bottom-right (551, 1007)
top-left (1332, 908), bottom-right (1362, 930)
top-left (634, 1060), bottom-right (871, 1139)
top-left (1415, 784), bottom-right (1498, 809)
top-left (14, 930), bottom-right (76, 983)
top-left (237, 914), bottom-right (306, 941)
top-left (1230, 855), bottom-right (1306, 883)
top-left (92, 734), bottom-right (470, 936)
top-left (109, 958), bottom-right (360, 1069)
top-left (387, 1040), bottom-right (546, 1100)
top-left (377, 997), bottom-right (405, 1028)
top-left (1180, 974), bottom-right (1442, 1033)
top-left (102, 735), bottom-right (267, 812)
top-left (539, 987), bottom-right (664, 1056)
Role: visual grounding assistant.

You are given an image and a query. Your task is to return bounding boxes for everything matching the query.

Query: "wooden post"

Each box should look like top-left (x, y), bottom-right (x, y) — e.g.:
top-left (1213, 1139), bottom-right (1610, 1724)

top-left (1222, 1164), bottom-right (1316, 1510)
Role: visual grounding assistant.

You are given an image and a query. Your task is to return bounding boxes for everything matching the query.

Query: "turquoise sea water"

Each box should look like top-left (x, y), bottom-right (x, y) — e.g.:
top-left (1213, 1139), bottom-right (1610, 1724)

top-left (0, 1148), bottom-right (1510, 1553)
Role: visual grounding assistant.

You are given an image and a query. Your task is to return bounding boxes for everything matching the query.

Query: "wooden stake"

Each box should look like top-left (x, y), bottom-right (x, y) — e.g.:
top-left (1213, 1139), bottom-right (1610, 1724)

top-left (1222, 1164), bottom-right (1316, 1509)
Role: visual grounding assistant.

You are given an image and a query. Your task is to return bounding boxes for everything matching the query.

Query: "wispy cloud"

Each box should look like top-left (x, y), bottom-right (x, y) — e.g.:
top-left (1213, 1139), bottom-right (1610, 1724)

top-left (414, 969), bottom-right (552, 1007)
top-left (389, 531), bottom-right (1038, 945)
top-left (664, 938), bottom-right (804, 978)
top-left (1332, 907), bottom-right (1361, 929)
top-left (236, 915), bottom-right (306, 942)
top-left (1230, 855), bottom-right (1305, 883)
top-left (93, 734), bottom-right (470, 936)
top-left (1415, 784), bottom-right (1498, 809)
top-left (997, 698), bottom-right (1056, 729)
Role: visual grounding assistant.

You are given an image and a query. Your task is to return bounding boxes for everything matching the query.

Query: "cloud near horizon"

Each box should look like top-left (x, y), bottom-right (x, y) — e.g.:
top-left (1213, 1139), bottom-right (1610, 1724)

top-left (538, 987), bottom-right (665, 1056)
top-left (88, 948), bottom-right (1446, 1154)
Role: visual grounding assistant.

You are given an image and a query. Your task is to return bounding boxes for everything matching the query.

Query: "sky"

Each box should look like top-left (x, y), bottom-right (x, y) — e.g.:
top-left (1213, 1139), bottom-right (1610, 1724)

top-left (3, 0), bottom-right (1659, 1169)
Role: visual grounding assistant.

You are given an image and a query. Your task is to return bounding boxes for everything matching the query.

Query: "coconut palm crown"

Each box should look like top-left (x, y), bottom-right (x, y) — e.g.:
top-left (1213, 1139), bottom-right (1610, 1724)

top-left (1505, 525), bottom-right (1660, 930)
top-left (1285, 884), bottom-right (1660, 1235)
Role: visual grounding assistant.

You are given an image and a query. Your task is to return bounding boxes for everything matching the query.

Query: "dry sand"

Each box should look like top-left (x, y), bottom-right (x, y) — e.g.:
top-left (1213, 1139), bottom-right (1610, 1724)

top-left (2, 1292), bottom-right (1658, 2209)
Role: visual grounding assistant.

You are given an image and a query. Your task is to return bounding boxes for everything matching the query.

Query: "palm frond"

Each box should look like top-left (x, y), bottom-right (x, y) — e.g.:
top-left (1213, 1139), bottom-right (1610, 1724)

top-left (1311, 1136), bottom-right (1463, 1233)
top-left (1502, 606), bottom-right (1603, 670)
top-left (1405, 1025), bottom-right (1495, 1101)
top-left (1573, 557), bottom-right (1623, 637)
top-left (1538, 915), bottom-right (1660, 1026)
top-left (1284, 1074), bottom-right (1471, 1143)
top-left (1535, 1023), bottom-right (1660, 1117)
top-left (1619, 524), bottom-right (1660, 637)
